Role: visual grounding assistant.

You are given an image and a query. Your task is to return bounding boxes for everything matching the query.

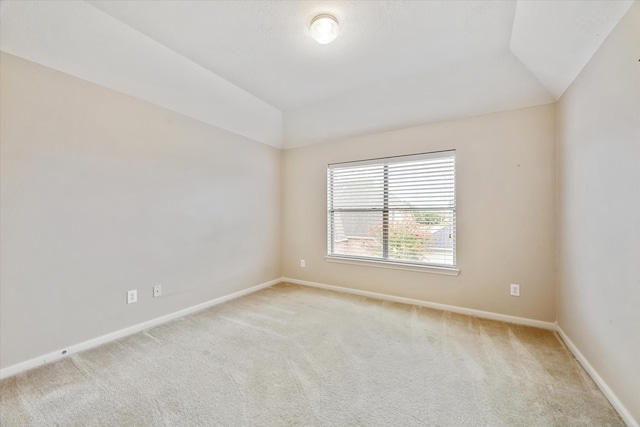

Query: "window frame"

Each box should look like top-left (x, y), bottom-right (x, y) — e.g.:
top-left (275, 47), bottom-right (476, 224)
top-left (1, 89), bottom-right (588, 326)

top-left (326, 150), bottom-right (459, 276)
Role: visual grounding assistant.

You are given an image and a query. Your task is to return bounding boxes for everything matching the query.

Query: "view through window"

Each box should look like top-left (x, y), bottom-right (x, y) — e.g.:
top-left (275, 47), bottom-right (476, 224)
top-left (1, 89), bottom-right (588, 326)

top-left (327, 150), bottom-right (456, 267)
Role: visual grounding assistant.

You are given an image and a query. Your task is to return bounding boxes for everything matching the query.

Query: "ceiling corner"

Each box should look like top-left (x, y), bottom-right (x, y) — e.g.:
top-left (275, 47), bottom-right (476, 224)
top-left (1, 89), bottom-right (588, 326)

top-left (509, 0), bottom-right (635, 100)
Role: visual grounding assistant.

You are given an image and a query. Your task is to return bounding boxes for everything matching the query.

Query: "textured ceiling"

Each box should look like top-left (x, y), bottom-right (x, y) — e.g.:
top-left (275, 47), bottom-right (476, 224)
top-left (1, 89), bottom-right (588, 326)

top-left (510, 0), bottom-right (635, 98)
top-left (88, 0), bottom-right (517, 111)
top-left (0, 0), bottom-right (634, 148)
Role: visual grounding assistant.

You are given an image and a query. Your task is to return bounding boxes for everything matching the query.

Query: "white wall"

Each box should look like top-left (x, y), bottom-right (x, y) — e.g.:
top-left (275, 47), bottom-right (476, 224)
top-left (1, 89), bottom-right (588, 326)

top-left (283, 104), bottom-right (557, 321)
top-left (0, 53), bottom-right (282, 369)
top-left (557, 3), bottom-right (640, 424)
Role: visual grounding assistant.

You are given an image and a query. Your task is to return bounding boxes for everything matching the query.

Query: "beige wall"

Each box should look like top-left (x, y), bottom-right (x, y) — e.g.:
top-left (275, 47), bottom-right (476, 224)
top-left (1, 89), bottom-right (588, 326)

top-left (557, 3), bottom-right (640, 423)
top-left (0, 53), bottom-right (282, 369)
top-left (283, 104), bottom-right (557, 321)
top-left (3, 7), bottom-right (637, 419)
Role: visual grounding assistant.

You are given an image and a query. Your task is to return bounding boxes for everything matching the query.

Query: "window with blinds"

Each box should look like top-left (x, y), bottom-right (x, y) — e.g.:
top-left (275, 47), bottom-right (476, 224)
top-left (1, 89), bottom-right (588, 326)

top-left (327, 150), bottom-right (456, 268)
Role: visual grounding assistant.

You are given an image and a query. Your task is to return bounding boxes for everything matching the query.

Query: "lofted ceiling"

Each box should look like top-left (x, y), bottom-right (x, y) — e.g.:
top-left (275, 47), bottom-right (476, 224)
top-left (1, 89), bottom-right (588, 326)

top-left (0, 0), bottom-right (634, 148)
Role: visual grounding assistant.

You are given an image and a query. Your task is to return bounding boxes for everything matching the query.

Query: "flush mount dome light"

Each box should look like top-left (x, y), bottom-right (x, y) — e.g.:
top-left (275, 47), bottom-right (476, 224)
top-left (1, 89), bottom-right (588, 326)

top-left (310, 14), bottom-right (340, 44)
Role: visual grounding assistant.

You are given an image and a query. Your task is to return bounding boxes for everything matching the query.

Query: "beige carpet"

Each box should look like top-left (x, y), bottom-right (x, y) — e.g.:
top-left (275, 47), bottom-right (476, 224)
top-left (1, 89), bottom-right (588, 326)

top-left (0, 283), bottom-right (624, 426)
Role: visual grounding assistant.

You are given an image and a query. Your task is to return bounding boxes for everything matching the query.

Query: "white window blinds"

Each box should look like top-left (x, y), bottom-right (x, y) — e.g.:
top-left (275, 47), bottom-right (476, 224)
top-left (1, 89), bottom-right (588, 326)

top-left (327, 150), bottom-right (456, 267)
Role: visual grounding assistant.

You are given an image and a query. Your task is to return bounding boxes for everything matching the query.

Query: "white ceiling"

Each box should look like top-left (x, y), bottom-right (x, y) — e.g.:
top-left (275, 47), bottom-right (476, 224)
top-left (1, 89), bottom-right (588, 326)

top-left (0, 0), bottom-right (634, 148)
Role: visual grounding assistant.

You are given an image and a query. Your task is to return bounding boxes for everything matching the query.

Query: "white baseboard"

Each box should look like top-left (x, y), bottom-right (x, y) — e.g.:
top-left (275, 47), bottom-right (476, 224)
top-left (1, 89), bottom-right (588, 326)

top-left (282, 277), bottom-right (556, 330)
top-left (283, 277), bottom-right (635, 426)
top-left (4, 276), bottom-right (634, 427)
top-left (555, 326), bottom-right (638, 427)
top-left (0, 278), bottom-right (281, 380)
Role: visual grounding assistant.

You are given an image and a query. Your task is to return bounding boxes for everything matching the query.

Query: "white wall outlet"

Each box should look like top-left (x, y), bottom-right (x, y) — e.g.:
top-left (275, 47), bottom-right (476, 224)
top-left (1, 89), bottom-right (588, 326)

top-left (127, 289), bottom-right (137, 304)
top-left (153, 285), bottom-right (161, 298)
top-left (510, 284), bottom-right (520, 297)
top-left (300, 259), bottom-right (306, 268)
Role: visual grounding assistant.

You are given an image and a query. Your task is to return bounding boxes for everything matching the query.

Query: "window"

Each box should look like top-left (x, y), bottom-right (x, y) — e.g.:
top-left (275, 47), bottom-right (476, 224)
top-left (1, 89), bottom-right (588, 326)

top-left (327, 150), bottom-right (456, 270)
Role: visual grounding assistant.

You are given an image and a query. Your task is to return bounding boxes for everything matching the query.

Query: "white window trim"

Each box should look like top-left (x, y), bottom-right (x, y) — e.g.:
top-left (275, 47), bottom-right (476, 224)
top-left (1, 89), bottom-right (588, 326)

top-left (325, 255), bottom-right (460, 276)
top-left (327, 150), bottom-right (457, 271)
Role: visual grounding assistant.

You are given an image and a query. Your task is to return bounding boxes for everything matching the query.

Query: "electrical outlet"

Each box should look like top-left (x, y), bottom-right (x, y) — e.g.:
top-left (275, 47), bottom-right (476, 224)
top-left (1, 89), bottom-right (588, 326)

top-left (127, 289), bottom-right (137, 304)
top-left (510, 284), bottom-right (520, 297)
top-left (300, 259), bottom-right (306, 268)
top-left (153, 285), bottom-right (161, 298)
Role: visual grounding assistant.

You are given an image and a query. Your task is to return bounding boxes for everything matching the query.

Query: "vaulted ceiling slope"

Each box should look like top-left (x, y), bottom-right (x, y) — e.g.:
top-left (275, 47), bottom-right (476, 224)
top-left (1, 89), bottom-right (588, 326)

top-left (0, 1), bottom-right (634, 149)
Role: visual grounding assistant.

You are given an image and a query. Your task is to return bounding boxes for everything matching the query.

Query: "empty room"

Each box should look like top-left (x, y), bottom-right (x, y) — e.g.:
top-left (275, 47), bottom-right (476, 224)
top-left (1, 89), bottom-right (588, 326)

top-left (0, 0), bottom-right (638, 425)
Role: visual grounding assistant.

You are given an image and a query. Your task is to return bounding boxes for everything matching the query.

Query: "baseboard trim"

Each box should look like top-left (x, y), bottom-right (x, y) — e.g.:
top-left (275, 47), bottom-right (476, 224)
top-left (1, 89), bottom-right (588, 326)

top-left (285, 277), bottom-right (635, 425)
top-left (0, 278), bottom-right (281, 380)
top-left (282, 277), bottom-right (556, 330)
top-left (555, 325), bottom-right (638, 427)
top-left (4, 277), bottom-right (634, 426)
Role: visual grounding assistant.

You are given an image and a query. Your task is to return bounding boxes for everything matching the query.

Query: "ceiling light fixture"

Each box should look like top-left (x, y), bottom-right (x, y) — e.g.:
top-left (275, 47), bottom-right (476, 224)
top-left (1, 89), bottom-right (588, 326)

top-left (310, 14), bottom-right (340, 44)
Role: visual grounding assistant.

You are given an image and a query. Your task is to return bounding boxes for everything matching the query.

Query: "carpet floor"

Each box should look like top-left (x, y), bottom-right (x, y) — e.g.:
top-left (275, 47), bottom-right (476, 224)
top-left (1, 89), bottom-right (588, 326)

top-left (0, 282), bottom-right (624, 426)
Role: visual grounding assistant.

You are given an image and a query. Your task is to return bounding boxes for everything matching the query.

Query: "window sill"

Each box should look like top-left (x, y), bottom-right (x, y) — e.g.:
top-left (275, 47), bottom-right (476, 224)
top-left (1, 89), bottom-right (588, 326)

top-left (325, 256), bottom-right (460, 276)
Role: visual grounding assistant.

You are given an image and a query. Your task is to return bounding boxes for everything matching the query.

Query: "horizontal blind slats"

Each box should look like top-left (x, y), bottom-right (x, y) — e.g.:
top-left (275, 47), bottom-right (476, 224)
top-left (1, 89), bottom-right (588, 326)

top-left (328, 151), bottom-right (456, 267)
